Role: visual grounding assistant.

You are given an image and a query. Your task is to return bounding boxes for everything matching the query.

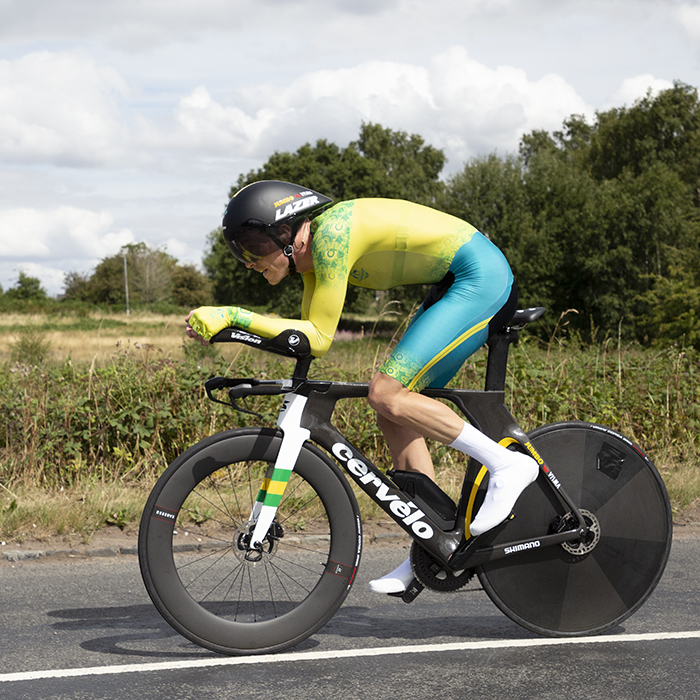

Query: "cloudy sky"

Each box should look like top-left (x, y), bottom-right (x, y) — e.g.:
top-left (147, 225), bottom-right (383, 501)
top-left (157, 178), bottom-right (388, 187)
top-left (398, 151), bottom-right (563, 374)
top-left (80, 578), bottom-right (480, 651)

top-left (1, 0), bottom-right (699, 297)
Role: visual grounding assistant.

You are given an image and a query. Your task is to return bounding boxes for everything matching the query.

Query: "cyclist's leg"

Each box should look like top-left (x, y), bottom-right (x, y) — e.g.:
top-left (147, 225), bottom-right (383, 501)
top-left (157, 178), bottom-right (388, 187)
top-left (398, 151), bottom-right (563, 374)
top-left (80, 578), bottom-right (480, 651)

top-left (375, 412), bottom-right (436, 480)
top-left (369, 237), bottom-right (536, 592)
top-left (375, 235), bottom-right (516, 392)
top-left (371, 236), bottom-right (536, 533)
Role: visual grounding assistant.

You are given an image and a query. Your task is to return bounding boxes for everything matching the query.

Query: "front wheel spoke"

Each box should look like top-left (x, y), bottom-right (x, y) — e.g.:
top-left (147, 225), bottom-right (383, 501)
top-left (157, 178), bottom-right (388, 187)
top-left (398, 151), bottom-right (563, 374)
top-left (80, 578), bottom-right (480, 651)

top-left (181, 549), bottom-right (238, 599)
top-left (175, 543), bottom-right (234, 572)
top-left (277, 494), bottom-right (320, 525)
top-left (185, 488), bottom-right (241, 526)
top-left (268, 559), bottom-right (321, 595)
top-left (175, 524), bottom-right (236, 548)
top-left (273, 541), bottom-right (330, 557)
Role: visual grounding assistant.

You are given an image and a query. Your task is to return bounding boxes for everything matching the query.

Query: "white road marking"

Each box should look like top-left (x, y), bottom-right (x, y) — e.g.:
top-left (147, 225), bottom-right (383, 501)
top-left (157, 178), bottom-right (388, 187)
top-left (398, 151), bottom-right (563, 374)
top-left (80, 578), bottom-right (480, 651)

top-left (2, 631), bottom-right (699, 683)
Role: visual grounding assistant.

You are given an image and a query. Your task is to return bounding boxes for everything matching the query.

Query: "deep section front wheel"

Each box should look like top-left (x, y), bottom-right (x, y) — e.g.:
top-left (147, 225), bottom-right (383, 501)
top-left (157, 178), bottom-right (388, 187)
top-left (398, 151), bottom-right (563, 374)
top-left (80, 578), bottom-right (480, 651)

top-left (478, 422), bottom-right (672, 636)
top-left (138, 428), bottom-right (362, 655)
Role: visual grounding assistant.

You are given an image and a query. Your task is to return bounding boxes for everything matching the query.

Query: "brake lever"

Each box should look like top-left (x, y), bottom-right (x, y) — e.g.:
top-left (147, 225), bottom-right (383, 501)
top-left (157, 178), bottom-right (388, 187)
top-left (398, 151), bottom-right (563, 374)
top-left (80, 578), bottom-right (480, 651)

top-left (228, 387), bottom-right (263, 418)
top-left (205, 377), bottom-right (291, 418)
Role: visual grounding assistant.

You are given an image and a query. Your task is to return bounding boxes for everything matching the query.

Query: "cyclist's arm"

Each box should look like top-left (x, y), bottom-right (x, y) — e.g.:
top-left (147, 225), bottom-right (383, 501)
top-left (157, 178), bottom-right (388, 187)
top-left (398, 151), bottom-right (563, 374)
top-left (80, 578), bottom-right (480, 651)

top-left (301, 270), bottom-right (315, 321)
top-left (187, 204), bottom-right (358, 354)
top-left (186, 273), bottom-right (344, 357)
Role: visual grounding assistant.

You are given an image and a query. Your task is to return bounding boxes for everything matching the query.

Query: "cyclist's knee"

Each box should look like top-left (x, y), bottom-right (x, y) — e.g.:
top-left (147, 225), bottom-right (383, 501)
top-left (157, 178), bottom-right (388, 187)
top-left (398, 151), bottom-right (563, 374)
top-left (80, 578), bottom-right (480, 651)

top-left (368, 372), bottom-right (408, 418)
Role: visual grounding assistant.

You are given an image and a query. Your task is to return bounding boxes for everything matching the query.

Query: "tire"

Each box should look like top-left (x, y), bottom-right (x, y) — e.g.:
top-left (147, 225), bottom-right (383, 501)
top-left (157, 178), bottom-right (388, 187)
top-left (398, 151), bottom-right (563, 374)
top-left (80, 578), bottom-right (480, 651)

top-left (138, 428), bottom-right (362, 655)
top-left (477, 422), bottom-right (672, 636)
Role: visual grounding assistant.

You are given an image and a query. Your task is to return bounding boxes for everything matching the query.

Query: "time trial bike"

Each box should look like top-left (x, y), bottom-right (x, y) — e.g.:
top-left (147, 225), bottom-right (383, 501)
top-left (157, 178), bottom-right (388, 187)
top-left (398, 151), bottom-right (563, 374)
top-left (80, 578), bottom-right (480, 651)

top-left (138, 307), bottom-right (672, 655)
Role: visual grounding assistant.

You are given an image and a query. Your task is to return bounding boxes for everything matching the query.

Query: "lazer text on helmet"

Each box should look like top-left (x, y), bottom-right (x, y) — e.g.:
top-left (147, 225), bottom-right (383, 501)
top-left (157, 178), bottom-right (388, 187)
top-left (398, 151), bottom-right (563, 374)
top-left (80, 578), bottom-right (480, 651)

top-left (275, 195), bottom-right (321, 221)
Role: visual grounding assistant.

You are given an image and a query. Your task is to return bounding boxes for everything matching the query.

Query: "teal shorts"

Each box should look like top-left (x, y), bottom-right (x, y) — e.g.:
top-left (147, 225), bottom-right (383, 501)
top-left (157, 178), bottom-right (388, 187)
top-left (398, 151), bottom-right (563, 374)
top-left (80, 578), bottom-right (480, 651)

top-left (379, 232), bottom-right (516, 391)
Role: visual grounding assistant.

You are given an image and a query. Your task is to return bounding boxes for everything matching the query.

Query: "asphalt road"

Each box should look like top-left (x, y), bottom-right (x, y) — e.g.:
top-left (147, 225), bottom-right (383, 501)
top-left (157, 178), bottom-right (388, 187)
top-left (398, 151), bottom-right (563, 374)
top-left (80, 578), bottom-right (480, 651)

top-left (1, 536), bottom-right (699, 700)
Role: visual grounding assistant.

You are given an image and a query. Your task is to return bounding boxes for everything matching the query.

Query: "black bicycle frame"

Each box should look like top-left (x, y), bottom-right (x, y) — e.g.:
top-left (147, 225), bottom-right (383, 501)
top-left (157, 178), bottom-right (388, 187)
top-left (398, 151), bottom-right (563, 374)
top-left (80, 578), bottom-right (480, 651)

top-left (293, 380), bottom-right (587, 572)
top-left (211, 317), bottom-right (590, 573)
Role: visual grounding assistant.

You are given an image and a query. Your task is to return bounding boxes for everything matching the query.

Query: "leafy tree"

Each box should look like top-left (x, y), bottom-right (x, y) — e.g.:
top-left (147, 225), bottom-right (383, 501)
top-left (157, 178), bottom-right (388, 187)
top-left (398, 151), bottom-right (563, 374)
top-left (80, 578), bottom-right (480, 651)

top-left (171, 264), bottom-right (214, 308)
top-left (589, 81), bottom-right (700, 185)
top-left (63, 243), bottom-right (187, 308)
top-left (441, 83), bottom-right (700, 344)
top-left (206, 122), bottom-right (448, 316)
top-left (585, 84), bottom-right (700, 341)
top-left (82, 253), bottom-right (129, 306)
top-left (5, 271), bottom-right (48, 301)
top-left (235, 122), bottom-right (446, 205)
top-left (348, 122), bottom-right (446, 204)
top-left (126, 243), bottom-right (176, 304)
top-left (63, 271), bottom-right (92, 302)
top-left (634, 249), bottom-right (700, 348)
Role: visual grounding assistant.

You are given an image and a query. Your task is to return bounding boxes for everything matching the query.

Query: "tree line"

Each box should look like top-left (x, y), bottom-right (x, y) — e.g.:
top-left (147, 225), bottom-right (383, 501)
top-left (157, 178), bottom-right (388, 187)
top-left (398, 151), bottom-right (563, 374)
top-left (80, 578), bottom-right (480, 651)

top-left (205, 82), bottom-right (700, 347)
top-left (1, 242), bottom-right (214, 312)
top-left (5, 81), bottom-right (698, 347)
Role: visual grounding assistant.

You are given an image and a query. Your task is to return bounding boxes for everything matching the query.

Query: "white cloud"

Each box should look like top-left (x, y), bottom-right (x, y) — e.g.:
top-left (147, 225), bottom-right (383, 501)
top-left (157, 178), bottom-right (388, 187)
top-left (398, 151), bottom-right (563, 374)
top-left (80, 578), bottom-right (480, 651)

top-left (0, 205), bottom-right (133, 263)
top-left (677, 2), bottom-right (700, 41)
top-left (170, 86), bottom-right (276, 156)
top-left (0, 206), bottom-right (136, 295)
top-left (605, 74), bottom-right (675, 110)
top-left (427, 48), bottom-right (593, 161)
top-left (164, 47), bottom-right (593, 171)
top-left (0, 51), bottom-right (129, 166)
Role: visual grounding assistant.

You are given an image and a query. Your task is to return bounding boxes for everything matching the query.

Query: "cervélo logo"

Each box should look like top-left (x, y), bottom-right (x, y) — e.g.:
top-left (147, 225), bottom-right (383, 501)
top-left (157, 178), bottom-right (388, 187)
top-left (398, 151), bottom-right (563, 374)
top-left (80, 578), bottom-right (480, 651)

top-left (332, 442), bottom-right (434, 539)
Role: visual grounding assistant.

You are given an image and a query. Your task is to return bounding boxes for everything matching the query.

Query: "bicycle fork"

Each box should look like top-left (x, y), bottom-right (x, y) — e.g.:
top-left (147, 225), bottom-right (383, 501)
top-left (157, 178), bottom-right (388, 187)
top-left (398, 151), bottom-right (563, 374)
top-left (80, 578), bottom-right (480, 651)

top-left (247, 392), bottom-right (309, 550)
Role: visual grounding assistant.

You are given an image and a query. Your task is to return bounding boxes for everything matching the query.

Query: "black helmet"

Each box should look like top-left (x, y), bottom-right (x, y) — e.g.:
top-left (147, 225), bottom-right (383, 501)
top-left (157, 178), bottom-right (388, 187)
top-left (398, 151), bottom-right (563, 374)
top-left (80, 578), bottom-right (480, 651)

top-left (222, 180), bottom-right (333, 269)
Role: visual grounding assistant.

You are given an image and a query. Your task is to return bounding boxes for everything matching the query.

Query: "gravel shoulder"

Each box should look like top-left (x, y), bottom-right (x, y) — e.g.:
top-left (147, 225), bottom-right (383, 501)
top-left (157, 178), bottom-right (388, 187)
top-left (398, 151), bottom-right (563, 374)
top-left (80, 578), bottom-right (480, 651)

top-left (3, 501), bottom-right (699, 566)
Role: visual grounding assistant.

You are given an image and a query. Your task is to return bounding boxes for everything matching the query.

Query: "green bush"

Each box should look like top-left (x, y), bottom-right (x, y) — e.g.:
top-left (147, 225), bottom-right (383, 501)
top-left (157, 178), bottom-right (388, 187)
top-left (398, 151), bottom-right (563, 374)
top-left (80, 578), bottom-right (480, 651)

top-left (0, 336), bottom-right (698, 510)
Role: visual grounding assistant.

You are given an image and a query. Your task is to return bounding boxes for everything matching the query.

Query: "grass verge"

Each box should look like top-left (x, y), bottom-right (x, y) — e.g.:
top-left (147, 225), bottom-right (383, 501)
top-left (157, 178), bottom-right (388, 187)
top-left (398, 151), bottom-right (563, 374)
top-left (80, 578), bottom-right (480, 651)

top-left (1, 311), bottom-right (699, 543)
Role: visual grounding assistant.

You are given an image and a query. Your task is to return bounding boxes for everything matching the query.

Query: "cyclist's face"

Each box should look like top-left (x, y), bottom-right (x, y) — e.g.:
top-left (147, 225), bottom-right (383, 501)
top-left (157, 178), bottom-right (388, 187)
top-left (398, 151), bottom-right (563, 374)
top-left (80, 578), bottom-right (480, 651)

top-left (246, 249), bottom-right (289, 285)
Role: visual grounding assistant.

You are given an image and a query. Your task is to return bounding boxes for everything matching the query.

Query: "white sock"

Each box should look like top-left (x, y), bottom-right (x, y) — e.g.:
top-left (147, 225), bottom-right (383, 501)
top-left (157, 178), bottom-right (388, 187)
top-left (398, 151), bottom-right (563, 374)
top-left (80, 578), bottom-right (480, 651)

top-left (449, 421), bottom-right (514, 464)
top-left (368, 557), bottom-right (414, 594)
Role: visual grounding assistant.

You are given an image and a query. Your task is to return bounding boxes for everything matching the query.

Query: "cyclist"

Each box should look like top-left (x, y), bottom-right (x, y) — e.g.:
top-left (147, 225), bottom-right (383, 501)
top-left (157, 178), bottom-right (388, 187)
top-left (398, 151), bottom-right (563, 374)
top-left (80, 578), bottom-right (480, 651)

top-left (186, 180), bottom-right (538, 595)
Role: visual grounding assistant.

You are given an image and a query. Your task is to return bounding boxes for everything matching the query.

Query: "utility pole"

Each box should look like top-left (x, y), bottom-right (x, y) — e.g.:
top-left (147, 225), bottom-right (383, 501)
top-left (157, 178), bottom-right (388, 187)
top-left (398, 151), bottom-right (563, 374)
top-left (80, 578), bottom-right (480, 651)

top-left (123, 254), bottom-right (130, 316)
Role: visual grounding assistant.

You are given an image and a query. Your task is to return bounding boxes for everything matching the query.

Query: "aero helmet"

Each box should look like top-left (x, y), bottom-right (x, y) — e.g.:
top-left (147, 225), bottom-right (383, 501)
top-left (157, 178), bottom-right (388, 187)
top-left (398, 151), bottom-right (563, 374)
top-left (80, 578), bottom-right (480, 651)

top-left (222, 180), bottom-right (333, 272)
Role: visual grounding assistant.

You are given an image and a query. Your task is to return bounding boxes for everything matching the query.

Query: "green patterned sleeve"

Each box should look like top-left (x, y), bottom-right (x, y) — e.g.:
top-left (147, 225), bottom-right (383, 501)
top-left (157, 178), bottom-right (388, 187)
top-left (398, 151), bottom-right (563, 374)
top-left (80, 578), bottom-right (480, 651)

top-left (211, 203), bottom-right (356, 357)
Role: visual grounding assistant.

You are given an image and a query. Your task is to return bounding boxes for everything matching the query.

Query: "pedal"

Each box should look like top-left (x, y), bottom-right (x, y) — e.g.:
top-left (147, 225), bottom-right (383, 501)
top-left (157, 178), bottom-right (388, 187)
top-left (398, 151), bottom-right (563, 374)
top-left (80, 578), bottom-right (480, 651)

top-left (387, 578), bottom-right (424, 604)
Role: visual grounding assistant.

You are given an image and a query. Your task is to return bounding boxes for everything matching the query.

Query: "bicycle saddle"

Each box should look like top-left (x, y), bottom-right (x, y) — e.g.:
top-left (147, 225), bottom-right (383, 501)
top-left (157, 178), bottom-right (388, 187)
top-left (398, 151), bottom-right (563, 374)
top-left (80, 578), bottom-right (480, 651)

top-left (508, 307), bottom-right (546, 329)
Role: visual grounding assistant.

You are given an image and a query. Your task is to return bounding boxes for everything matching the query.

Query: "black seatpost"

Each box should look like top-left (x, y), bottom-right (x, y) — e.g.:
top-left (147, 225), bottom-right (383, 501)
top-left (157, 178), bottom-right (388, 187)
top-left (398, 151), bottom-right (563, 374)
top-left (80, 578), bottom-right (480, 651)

top-left (484, 328), bottom-right (519, 392)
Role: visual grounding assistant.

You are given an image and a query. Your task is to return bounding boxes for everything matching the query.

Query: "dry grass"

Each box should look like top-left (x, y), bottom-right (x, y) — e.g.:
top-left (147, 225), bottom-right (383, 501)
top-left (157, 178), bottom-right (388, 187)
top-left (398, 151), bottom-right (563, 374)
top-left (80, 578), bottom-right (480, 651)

top-left (0, 480), bottom-right (149, 545)
top-left (654, 446), bottom-right (700, 514)
top-left (0, 311), bottom-right (243, 366)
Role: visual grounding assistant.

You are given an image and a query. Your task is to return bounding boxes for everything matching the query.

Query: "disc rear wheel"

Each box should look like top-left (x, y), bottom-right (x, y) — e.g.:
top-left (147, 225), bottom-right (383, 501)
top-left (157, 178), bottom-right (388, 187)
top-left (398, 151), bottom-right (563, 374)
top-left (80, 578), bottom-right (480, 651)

top-left (477, 422), bottom-right (672, 636)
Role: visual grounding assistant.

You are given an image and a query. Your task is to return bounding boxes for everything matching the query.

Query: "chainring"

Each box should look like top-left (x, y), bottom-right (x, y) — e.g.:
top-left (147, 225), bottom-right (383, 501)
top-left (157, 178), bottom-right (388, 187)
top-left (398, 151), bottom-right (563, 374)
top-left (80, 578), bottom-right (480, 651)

top-left (410, 542), bottom-right (475, 592)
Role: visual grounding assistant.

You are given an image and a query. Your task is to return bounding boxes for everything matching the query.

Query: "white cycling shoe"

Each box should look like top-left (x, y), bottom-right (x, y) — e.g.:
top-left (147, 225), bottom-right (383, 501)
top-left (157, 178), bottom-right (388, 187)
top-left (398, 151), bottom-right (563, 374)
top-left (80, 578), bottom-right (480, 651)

top-left (469, 452), bottom-right (539, 536)
top-left (368, 557), bottom-right (414, 594)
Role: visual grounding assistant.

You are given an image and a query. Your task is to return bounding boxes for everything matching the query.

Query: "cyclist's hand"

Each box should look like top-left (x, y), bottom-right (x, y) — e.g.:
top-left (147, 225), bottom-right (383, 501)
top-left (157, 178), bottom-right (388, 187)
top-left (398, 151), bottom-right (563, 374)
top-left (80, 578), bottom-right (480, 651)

top-left (186, 306), bottom-right (240, 344)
